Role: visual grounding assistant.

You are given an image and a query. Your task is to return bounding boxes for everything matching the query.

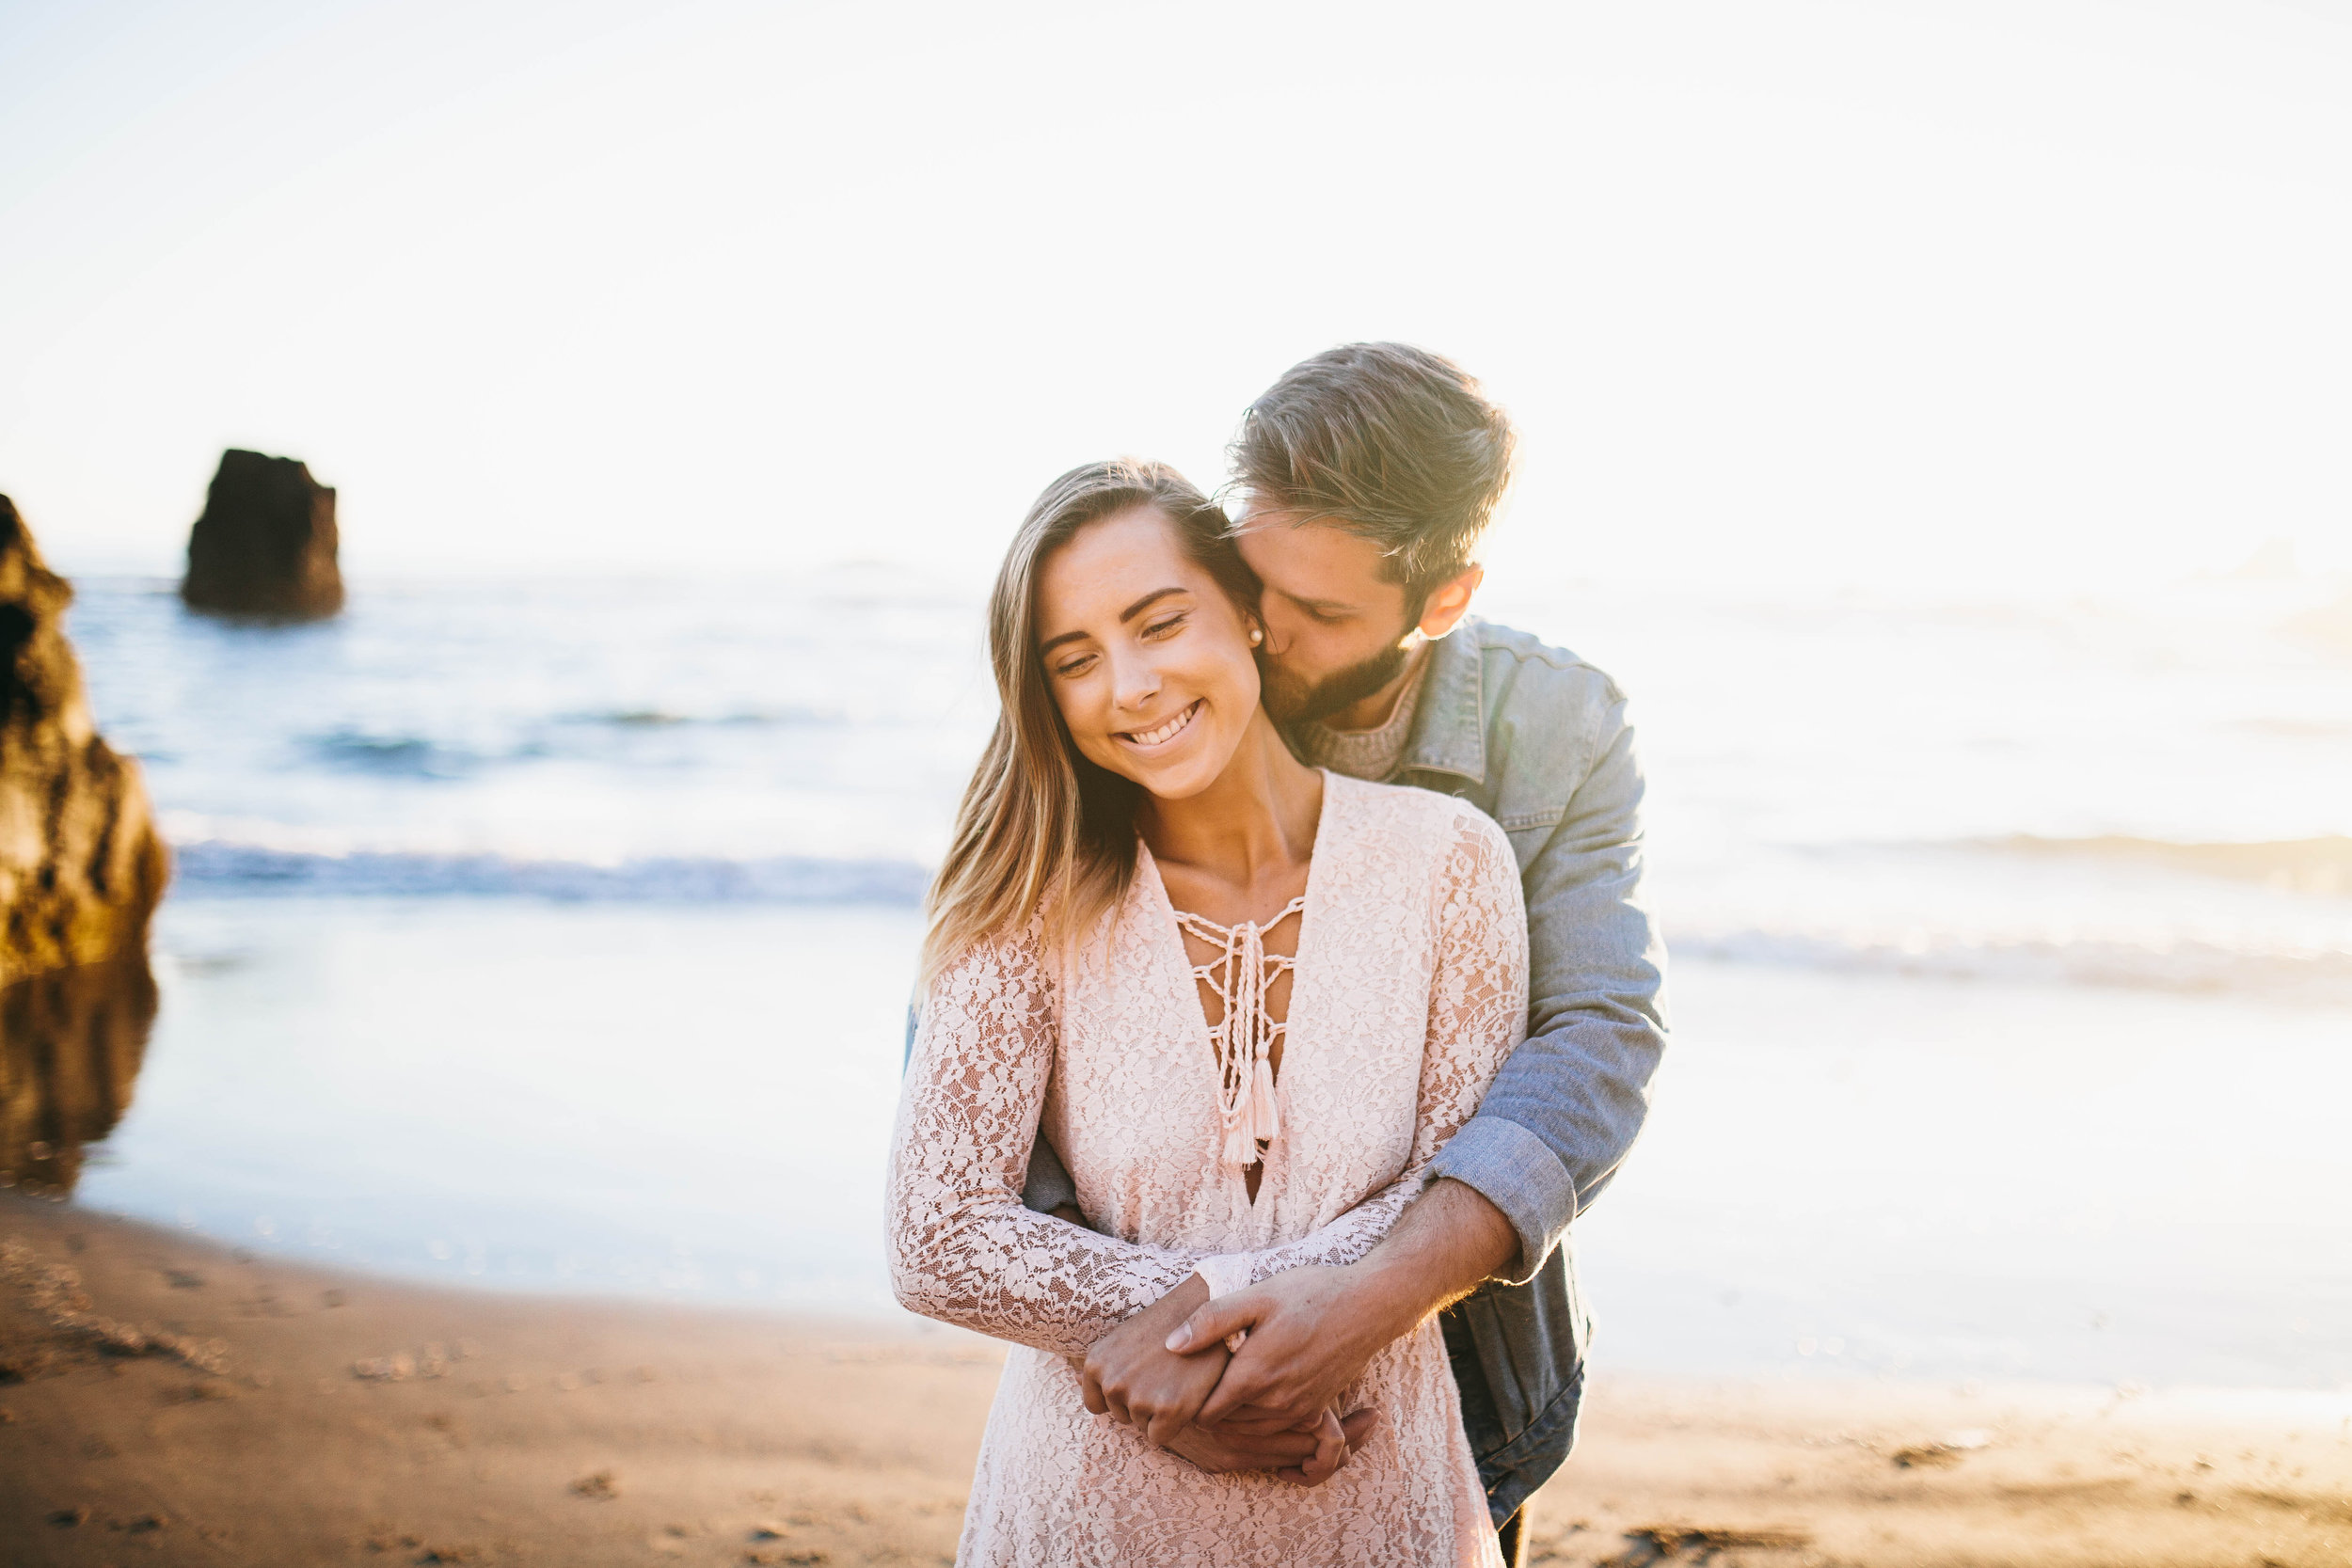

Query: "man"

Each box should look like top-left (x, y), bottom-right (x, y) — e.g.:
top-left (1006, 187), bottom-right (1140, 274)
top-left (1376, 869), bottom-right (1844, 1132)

top-left (1032, 342), bottom-right (1669, 1560)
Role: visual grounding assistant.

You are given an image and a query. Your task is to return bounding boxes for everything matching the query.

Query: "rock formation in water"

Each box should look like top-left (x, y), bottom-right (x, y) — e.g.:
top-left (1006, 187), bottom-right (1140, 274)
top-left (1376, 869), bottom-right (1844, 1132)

top-left (181, 448), bottom-right (344, 618)
top-left (1, 495), bottom-right (171, 992)
top-left (0, 955), bottom-right (157, 1197)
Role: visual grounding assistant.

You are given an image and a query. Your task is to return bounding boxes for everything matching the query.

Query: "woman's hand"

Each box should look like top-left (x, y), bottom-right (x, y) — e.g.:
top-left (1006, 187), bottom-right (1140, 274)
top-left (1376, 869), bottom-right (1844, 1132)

top-left (1163, 1260), bottom-right (1409, 1431)
top-left (1081, 1273), bottom-right (1383, 1479)
top-left (1081, 1275), bottom-right (1225, 1446)
top-left (1288, 1405), bottom-right (1352, 1486)
top-left (1162, 1405), bottom-right (1383, 1484)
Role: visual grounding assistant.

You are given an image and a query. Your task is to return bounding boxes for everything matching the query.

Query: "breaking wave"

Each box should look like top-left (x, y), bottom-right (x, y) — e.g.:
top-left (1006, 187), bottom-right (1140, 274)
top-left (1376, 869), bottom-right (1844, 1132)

top-left (1983, 834), bottom-right (2352, 897)
top-left (164, 832), bottom-right (2351, 999)
top-left (1677, 922), bottom-right (2352, 1004)
top-left (170, 841), bottom-right (929, 905)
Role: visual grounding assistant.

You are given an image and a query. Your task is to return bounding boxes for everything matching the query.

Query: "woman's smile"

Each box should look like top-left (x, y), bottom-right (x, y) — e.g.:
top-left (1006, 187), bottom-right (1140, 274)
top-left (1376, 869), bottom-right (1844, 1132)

top-left (1030, 504), bottom-right (1269, 802)
top-left (1119, 698), bottom-right (1203, 752)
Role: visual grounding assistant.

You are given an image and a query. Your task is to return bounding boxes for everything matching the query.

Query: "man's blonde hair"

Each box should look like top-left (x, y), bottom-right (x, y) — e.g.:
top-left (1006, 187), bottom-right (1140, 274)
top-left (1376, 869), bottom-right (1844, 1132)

top-left (1230, 342), bottom-right (1516, 602)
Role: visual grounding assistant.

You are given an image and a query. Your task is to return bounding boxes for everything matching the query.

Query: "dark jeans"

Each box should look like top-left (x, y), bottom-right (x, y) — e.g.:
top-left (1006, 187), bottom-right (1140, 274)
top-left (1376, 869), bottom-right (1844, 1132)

top-left (1496, 1509), bottom-right (1528, 1566)
top-left (1443, 1292), bottom-right (1586, 1527)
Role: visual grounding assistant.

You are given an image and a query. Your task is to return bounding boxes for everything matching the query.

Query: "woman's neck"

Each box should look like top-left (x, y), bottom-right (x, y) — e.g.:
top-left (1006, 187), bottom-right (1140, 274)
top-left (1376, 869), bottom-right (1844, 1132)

top-left (1136, 710), bottom-right (1323, 911)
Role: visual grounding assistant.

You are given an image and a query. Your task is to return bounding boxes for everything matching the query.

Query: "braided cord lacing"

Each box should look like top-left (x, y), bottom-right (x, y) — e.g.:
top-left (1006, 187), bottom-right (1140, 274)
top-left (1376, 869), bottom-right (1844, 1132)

top-left (1173, 895), bottom-right (1306, 1171)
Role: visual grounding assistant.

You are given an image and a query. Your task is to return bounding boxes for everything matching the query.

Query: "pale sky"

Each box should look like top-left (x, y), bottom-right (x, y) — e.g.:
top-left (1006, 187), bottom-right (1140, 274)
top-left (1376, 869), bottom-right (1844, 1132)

top-left (2, 0), bottom-right (2347, 590)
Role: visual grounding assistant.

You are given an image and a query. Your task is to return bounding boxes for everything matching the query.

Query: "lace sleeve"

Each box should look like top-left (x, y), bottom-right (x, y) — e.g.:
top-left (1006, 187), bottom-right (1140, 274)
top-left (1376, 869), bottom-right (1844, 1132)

top-left (886, 921), bottom-right (1211, 1357)
top-left (1215, 811), bottom-right (1530, 1291)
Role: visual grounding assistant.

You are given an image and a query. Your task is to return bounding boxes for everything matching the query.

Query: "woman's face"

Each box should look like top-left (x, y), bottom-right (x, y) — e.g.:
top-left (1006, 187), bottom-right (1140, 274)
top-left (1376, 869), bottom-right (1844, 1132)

top-left (1034, 505), bottom-right (1262, 802)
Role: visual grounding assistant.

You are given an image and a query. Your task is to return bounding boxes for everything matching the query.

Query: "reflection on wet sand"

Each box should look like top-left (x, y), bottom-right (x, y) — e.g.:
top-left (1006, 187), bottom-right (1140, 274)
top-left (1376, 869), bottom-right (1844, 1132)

top-left (0, 955), bottom-right (155, 1198)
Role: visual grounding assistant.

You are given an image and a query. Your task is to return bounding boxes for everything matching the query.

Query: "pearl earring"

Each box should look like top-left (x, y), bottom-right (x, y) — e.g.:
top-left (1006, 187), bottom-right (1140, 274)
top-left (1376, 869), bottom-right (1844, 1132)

top-left (1249, 627), bottom-right (1263, 644)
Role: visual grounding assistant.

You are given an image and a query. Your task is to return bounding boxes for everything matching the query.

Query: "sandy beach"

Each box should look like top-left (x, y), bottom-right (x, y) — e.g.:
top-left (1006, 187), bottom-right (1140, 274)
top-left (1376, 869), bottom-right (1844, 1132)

top-left (4, 1195), bottom-right (2345, 1567)
top-left (8, 7), bottom-right (2350, 1565)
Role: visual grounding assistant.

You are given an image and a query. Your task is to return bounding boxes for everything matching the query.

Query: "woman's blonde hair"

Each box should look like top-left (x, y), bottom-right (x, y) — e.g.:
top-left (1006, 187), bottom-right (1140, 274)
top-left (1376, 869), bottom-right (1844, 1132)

top-left (918, 458), bottom-right (1257, 989)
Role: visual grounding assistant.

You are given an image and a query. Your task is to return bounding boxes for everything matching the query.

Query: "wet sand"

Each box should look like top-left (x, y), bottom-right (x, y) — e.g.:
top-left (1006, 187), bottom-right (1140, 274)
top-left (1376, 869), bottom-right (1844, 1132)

top-left (3, 1195), bottom-right (2346, 1567)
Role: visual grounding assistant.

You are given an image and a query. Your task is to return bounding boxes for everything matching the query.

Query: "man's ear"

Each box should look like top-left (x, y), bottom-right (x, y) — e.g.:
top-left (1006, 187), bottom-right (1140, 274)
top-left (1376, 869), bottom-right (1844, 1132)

top-left (1415, 565), bottom-right (1485, 641)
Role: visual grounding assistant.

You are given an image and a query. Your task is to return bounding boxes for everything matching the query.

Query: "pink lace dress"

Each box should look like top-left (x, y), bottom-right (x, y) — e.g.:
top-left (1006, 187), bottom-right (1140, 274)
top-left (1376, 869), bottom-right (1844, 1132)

top-left (887, 773), bottom-right (1528, 1567)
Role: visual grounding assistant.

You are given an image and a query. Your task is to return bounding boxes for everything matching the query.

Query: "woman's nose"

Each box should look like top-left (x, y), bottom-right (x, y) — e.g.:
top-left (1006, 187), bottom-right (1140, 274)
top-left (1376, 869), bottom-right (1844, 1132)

top-left (1111, 650), bottom-right (1162, 712)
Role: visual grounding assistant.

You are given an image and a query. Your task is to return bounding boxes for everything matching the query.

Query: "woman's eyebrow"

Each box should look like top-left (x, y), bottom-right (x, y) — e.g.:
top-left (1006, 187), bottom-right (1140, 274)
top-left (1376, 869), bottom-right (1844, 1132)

top-left (1039, 587), bottom-right (1190, 656)
top-left (1118, 587), bottom-right (1188, 623)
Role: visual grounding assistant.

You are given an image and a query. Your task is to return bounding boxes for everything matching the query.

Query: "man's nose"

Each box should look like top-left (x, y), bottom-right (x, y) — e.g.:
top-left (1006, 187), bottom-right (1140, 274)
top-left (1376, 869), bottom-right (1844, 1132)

top-left (1257, 609), bottom-right (1296, 657)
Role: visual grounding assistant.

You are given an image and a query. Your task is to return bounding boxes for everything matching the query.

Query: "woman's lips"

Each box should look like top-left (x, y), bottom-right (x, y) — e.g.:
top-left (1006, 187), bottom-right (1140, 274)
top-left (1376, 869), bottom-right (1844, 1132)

top-left (1120, 699), bottom-right (1202, 750)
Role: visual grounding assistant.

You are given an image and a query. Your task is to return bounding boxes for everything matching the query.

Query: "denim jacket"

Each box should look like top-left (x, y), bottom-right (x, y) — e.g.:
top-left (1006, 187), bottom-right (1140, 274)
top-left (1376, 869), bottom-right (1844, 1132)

top-left (1395, 617), bottom-right (1667, 1520)
top-left (1011, 617), bottom-right (1669, 1523)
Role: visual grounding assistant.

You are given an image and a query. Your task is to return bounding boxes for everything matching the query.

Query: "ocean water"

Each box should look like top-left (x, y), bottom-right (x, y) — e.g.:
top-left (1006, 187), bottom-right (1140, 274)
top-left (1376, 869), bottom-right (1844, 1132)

top-left (18, 567), bottom-right (2352, 1389)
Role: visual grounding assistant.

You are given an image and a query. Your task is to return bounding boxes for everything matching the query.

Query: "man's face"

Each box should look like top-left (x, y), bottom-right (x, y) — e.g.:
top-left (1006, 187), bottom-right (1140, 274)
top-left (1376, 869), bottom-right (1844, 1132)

top-left (1232, 509), bottom-right (1420, 725)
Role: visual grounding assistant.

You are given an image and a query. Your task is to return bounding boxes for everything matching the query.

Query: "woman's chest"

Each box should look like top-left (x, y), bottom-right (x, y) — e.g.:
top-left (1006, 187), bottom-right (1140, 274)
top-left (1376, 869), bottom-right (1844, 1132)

top-left (1049, 875), bottom-right (1442, 1198)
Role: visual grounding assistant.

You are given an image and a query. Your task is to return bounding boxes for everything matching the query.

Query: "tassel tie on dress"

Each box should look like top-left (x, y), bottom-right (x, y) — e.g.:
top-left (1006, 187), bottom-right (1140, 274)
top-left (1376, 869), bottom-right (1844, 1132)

top-left (1173, 895), bottom-right (1306, 1172)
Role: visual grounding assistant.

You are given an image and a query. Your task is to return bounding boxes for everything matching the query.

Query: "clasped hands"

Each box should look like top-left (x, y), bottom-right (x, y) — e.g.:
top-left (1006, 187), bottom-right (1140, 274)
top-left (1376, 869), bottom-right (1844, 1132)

top-left (1074, 1263), bottom-right (1389, 1487)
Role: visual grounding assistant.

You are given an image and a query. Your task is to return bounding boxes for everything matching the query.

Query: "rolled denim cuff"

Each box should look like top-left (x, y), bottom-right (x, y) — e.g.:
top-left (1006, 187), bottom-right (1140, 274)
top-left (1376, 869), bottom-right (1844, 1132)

top-left (1427, 1114), bottom-right (1578, 1287)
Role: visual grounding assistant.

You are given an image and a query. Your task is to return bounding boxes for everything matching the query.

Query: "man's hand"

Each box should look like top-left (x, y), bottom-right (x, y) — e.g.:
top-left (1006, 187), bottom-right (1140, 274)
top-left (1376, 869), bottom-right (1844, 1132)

top-left (1081, 1275), bottom-right (1226, 1446)
top-left (1076, 1275), bottom-right (1377, 1482)
top-left (1165, 1180), bottom-right (1519, 1428)
top-left (1161, 1263), bottom-right (1389, 1428)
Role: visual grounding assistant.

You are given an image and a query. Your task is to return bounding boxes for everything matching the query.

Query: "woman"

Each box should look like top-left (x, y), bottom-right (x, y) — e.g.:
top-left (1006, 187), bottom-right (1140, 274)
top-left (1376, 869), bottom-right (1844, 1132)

top-left (887, 458), bottom-right (1526, 1565)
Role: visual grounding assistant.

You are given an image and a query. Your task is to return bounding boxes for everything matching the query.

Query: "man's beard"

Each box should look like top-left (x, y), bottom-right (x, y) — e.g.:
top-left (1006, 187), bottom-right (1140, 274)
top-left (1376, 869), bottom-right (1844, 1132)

top-left (1259, 640), bottom-right (1414, 727)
